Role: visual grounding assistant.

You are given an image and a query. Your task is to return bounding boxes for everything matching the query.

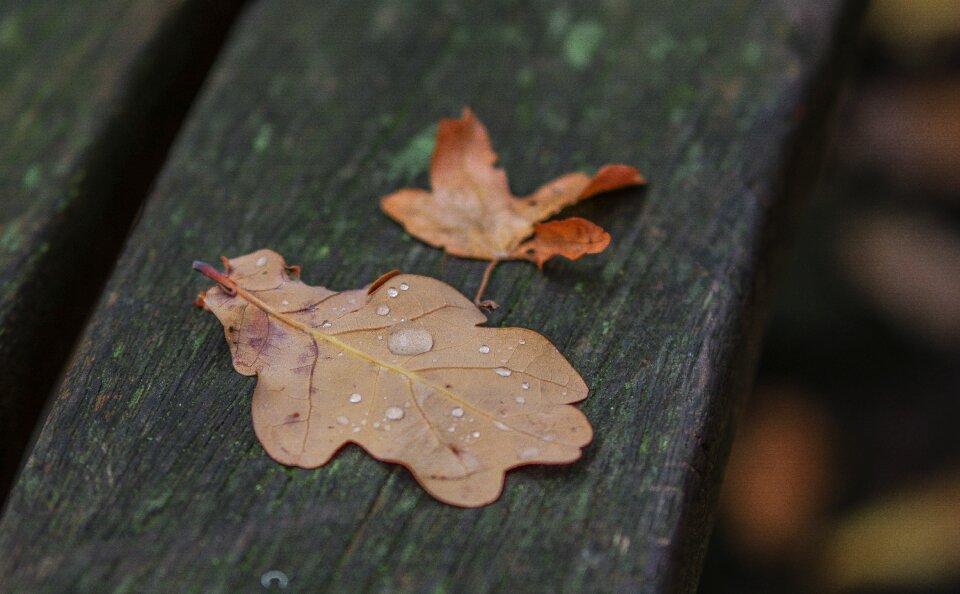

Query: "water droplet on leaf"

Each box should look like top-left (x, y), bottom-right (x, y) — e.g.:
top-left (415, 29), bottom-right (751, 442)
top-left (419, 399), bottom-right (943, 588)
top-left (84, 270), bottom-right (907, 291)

top-left (519, 447), bottom-right (539, 460)
top-left (387, 326), bottom-right (433, 356)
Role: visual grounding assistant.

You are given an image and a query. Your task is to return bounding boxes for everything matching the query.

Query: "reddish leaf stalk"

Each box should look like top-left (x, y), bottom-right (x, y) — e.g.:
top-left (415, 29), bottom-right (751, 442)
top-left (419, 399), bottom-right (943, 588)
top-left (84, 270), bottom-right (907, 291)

top-left (192, 260), bottom-right (237, 295)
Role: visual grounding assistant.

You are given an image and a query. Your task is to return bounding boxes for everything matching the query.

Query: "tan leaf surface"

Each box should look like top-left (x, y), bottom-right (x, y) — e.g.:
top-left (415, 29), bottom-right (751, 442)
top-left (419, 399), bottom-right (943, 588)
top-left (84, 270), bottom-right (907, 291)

top-left (380, 108), bottom-right (644, 263)
top-left (195, 249), bottom-right (592, 507)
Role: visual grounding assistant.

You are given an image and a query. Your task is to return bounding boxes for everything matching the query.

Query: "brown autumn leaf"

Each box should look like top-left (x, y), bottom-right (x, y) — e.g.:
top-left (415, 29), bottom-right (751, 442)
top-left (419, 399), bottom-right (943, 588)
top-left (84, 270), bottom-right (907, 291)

top-left (194, 249), bottom-right (592, 507)
top-left (381, 108), bottom-right (644, 302)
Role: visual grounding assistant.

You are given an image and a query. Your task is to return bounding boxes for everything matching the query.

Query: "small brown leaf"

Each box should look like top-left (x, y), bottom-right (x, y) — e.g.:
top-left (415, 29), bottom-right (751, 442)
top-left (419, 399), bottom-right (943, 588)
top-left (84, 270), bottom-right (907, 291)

top-left (195, 249), bottom-right (593, 507)
top-left (380, 108), bottom-right (644, 301)
top-left (513, 218), bottom-right (611, 269)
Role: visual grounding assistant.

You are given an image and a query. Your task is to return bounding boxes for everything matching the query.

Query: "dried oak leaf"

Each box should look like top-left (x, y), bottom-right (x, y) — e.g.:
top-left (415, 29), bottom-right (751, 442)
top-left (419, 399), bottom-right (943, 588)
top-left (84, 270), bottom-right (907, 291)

top-left (195, 249), bottom-right (592, 507)
top-left (381, 108), bottom-right (644, 300)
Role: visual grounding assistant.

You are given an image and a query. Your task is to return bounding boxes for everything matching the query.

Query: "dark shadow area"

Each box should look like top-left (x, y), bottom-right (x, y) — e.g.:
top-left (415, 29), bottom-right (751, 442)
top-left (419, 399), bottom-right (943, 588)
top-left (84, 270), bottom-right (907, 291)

top-left (0, 0), bottom-right (249, 506)
top-left (700, 3), bottom-right (960, 592)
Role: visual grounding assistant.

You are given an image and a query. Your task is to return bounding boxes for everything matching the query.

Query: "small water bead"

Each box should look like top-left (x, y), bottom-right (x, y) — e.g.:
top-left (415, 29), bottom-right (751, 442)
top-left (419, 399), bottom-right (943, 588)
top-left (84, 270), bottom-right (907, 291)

top-left (255, 256), bottom-right (267, 267)
top-left (336, 416), bottom-right (349, 426)
top-left (451, 407), bottom-right (464, 417)
top-left (515, 396), bottom-right (525, 404)
top-left (399, 283), bottom-right (409, 291)
top-left (385, 406), bottom-right (405, 420)
top-left (518, 447), bottom-right (540, 460)
top-left (471, 431), bottom-right (481, 438)
top-left (376, 305), bottom-right (390, 316)
top-left (322, 322), bottom-right (332, 328)
top-left (494, 367), bottom-right (512, 377)
top-left (521, 382), bottom-right (529, 390)
top-left (447, 426), bottom-right (455, 433)
top-left (519, 339), bottom-right (526, 345)
top-left (352, 426), bottom-right (361, 433)
top-left (377, 335), bottom-right (383, 340)
top-left (373, 421), bottom-right (381, 428)
top-left (478, 345), bottom-right (491, 354)
top-left (260, 570), bottom-right (289, 589)
top-left (386, 287), bottom-right (399, 298)
top-left (349, 393), bottom-right (362, 403)
top-left (387, 326), bottom-right (434, 356)
top-left (281, 300), bottom-right (289, 306)
top-left (495, 421), bottom-right (510, 431)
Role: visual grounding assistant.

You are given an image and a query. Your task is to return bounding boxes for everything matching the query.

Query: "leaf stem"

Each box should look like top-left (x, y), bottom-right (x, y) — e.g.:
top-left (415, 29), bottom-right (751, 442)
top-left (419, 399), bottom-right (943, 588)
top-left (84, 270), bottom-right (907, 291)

top-left (192, 260), bottom-right (237, 295)
top-left (474, 259), bottom-right (499, 307)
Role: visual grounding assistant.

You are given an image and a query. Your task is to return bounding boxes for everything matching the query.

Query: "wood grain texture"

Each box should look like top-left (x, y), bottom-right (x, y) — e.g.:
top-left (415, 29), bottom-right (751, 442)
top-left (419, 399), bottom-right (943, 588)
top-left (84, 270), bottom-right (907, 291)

top-left (0, 1), bottom-right (859, 591)
top-left (0, 0), bottom-right (245, 496)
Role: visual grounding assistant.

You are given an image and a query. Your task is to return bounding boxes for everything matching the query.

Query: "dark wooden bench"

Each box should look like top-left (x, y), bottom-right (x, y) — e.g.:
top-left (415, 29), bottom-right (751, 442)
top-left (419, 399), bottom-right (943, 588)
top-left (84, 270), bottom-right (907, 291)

top-left (0, 1), bottom-right (862, 591)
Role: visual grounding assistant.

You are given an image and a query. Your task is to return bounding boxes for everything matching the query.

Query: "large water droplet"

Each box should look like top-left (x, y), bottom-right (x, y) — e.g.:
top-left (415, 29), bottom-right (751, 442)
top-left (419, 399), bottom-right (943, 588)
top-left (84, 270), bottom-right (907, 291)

top-left (376, 305), bottom-right (390, 316)
top-left (451, 407), bottom-right (464, 417)
top-left (518, 447), bottom-right (540, 460)
top-left (399, 283), bottom-right (409, 291)
top-left (494, 367), bottom-right (512, 377)
top-left (388, 326), bottom-right (433, 356)
top-left (349, 393), bottom-right (362, 403)
top-left (387, 287), bottom-right (399, 298)
top-left (385, 406), bottom-right (405, 420)
top-left (478, 345), bottom-right (490, 354)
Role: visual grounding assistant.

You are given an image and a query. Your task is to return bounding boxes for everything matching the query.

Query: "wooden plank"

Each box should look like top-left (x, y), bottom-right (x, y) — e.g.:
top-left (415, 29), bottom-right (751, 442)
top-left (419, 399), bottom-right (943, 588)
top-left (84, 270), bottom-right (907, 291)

top-left (0, 0), bottom-right (245, 496)
top-left (0, 1), bottom-right (861, 591)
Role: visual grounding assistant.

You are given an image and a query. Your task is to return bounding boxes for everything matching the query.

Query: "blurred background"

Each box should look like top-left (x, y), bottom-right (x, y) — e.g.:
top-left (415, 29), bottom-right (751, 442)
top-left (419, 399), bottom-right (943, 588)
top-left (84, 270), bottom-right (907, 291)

top-left (700, 2), bottom-right (960, 593)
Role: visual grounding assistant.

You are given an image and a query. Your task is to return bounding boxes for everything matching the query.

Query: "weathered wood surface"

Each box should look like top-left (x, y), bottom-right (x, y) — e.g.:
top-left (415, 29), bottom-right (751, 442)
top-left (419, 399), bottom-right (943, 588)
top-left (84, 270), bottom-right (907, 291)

top-left (0, 1), bottom-right (859, 592)
top-left (0, 0), bottom-right (244, 496)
